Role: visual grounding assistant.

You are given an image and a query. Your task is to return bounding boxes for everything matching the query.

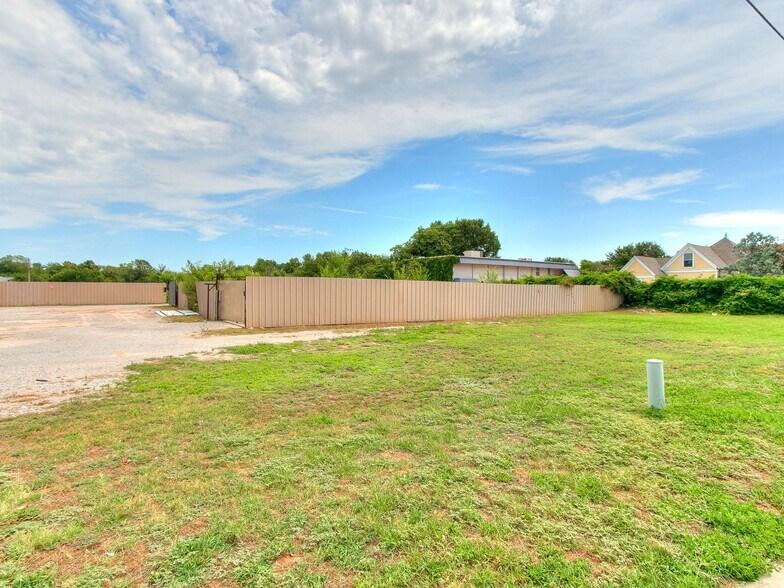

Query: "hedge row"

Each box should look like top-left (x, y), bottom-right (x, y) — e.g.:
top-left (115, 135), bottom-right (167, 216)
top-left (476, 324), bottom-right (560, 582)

top-left (631, 275), bottom-right (784, 314)
top-left (417, 255), bottom-right (460, 282)
top-left (507, 271), bottom-right (641, 298)
top-left (506, 273), bottom-right (784, 315)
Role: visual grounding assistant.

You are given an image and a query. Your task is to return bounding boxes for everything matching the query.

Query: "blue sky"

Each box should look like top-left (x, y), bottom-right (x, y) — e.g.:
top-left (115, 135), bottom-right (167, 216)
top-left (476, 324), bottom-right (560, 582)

top-left (1, 0), bottom-right (783, 268)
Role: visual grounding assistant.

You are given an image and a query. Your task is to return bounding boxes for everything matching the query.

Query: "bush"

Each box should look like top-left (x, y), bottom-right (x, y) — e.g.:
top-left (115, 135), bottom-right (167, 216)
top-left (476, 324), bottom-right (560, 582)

top-left (416, 255), bottom-right (459, 282)
top-left (634, 275), bottom-right (784, 315)
top-left (504, 271), bottom-right (639, 298)
top-left (393, 260), bottom-right (430, 281)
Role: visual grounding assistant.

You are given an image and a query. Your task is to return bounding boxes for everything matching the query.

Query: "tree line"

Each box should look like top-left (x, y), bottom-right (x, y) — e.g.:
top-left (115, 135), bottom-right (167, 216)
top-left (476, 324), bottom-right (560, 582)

top-left (0, 219), bottom-right (500, 287)
top-left (3, 223), bottom-right (782, 288)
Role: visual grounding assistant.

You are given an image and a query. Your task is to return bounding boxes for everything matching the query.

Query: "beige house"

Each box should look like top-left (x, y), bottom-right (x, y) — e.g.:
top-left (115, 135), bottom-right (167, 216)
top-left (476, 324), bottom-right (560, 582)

top-left (622, 237), bottom-right (739, 282)
top-left (452, 251), bottom-right (580, 282)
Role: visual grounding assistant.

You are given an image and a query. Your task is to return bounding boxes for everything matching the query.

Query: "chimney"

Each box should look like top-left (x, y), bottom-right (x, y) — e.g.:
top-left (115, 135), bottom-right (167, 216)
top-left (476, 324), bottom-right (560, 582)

top-left (463, 250), bottom-right (482, 258)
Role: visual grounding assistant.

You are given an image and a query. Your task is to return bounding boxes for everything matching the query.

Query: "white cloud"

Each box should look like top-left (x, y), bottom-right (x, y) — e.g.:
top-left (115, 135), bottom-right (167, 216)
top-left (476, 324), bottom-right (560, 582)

top-left (1, 0), bottom-right (783, 237)
top-left (688, 210), bottom-right (784, 231)
top-left (413, 183), bottom-right (441, 190)
top-left (480, 164), bottom-right (534, 175)
top-left (583, 169), bottom-right (702, 204)
top-left (316, 206), bottom-right (368, 215)
top-left (260, 224), bottom-right (328, 236)
top-left (487, 123), bottom-right (693, 161)
top-left (671, 198), bottom-right (707, 205)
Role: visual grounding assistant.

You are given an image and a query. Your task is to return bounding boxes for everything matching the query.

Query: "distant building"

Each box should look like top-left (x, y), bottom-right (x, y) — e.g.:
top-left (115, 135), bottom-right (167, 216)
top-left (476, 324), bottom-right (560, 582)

top-left (451, 250), bottom-right (579, 282)
top-left (622, 237), bottom-right (740, 282)
top-left (0, 277), bottom-right (12, 282)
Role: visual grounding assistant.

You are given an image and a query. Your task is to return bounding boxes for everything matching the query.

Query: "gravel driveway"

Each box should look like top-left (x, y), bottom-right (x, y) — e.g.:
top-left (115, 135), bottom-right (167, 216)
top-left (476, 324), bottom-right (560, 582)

top-left (0, 305), bottom-right (376, 418)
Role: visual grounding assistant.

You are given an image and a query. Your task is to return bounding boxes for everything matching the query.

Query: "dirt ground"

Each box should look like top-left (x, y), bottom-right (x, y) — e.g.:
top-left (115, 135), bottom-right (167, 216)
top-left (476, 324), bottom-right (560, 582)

top-left (0, 305), bottom-right (379, 419)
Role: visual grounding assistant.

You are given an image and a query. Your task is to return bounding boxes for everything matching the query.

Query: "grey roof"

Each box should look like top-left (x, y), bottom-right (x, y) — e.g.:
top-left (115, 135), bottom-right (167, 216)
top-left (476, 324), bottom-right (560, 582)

top-left (626, 237), bottom-right (740, 276)
top-left (632, 256), bottom-right (668, 276)
top-left (708, 237), bottom-right (739, 266)
top-left (457, 256), bottom-right (579, 272)
top-left (689, 244), bottom-right (727, 268)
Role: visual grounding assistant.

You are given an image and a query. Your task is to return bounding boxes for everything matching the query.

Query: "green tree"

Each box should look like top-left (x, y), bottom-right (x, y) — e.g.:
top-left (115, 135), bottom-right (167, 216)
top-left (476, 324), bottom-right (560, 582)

top-left (48, 260), bottom-right (105, 282)
top-left (605, 241), bottom-right (666, 270)
top-left (294, 253), bottom-right (323, 277)
top-left (579, 259), bottom-right (614, 273)
top-left (280, 258), bottom-right (302, 275)
top-left (253, 258), bottom-right (286, 276)
top-left (392, 219), bottom-right (500, 259)
top-left (0, 255), bottom-right (37, 280)
top-left (392, 259), bottom-right (430, 281)
top-left (292, 250), bottom-right (391, 278)
top-left (725, 232), bottom-right (784, 276)
top-left (116, 259), bottom-right (161, 282)
top-left (319, 251), bottom-right (351, 277)
top-left (178, 259), bottom-right (257, 309)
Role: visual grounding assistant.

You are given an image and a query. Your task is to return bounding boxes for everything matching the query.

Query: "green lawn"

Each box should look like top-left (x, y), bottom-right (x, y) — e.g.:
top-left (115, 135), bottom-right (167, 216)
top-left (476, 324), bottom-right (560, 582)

top-left (1, 312), bottom-right (783, 587)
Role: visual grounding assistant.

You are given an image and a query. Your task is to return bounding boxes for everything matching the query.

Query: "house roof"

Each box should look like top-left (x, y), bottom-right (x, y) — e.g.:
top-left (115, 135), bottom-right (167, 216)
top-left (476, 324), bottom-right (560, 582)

top-left (689, 244), bottom-right (727, 268)
top-left (708, 237), bottom-right (739, 266)
top-left (624, 237), bottom-right (740, 277)
top-left (657, 236), bottom-right (740, 273)
top-left (456, 256), bottom-right (579, 272)
top-left (629, 256), bottom-right (668, 276)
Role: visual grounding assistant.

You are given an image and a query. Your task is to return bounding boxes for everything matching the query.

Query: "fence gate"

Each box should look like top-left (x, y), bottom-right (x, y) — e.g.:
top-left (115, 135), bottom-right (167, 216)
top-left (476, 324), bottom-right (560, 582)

top-left (168, 280), bottom-right (177, 307)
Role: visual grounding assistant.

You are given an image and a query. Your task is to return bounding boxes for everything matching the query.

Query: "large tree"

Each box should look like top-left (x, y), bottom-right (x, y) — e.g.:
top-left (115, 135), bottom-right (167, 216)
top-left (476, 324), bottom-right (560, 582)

top-left (392, 219), bottom-right (501, 259)
top-left (726, 232), bottom-right (784, 276)
top-left (605, 241), bottom-right (666, 270)
top-left (0, 255), bottom-right (32, 280)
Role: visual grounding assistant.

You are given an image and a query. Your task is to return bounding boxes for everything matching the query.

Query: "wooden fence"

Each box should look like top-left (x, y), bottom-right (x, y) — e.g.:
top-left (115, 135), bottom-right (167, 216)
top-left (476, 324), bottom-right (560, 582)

top-left (244, 277), bottom-right (622, 328)
top-left (0, 282), bottom-right (166, 307)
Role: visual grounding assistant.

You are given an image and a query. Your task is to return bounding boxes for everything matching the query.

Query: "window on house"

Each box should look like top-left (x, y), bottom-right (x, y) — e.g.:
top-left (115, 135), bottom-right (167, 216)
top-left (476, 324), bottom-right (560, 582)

top-left (535, 268), bottom-right (540, 276)
top-left (683, 252), bottom-right (694, 268)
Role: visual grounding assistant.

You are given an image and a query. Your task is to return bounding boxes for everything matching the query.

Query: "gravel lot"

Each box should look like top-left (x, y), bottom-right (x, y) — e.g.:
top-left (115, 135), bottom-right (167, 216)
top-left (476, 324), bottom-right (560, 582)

top-left (0, 305), bottom-right (376, 418)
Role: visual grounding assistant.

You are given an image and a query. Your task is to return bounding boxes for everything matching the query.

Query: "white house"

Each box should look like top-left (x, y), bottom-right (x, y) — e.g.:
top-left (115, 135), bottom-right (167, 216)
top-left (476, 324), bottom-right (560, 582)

top-left (452, 251), bottom-right (580, 282)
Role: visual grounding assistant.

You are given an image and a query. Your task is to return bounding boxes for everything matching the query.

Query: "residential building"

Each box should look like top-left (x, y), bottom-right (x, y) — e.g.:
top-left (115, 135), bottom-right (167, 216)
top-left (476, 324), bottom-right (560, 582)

top-left (622, 237), bottom-right (740, 282)
top-left (452, 251), bottom-right (580, 282)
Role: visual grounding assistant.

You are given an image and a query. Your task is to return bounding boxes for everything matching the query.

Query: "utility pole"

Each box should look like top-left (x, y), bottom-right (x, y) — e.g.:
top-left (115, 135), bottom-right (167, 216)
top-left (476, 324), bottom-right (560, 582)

top-left (27, 257), bottom-right (31, 282)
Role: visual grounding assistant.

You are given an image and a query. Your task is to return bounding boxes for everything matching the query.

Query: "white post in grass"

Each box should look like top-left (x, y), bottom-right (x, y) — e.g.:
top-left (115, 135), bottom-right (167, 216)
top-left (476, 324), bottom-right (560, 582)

top-left (646, 359), bottom-right (665, 410)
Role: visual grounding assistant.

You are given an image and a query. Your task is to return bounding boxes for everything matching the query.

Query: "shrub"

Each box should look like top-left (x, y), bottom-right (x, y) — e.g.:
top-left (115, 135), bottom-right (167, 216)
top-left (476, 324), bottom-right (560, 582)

top-left (393, 260), bottom-right (430, 281)
top-left (477, 269), bottom-right (501, 283)
top-left (417, 255), bottom-right (459, 282)
top-left (634, 275), bottom-right (784, 315)
top-left (504, 271), bottom-right (639, 298)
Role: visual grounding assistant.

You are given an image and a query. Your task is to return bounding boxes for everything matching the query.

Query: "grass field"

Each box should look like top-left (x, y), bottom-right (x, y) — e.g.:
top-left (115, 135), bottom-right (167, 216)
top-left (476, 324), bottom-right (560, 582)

top-left (1, 312), bottom-right (783, 587)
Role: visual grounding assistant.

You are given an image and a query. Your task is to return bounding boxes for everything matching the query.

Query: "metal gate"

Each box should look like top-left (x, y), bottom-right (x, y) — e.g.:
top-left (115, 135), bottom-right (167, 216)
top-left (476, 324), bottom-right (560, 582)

top-left (168, 280), bottom-right (178, 307)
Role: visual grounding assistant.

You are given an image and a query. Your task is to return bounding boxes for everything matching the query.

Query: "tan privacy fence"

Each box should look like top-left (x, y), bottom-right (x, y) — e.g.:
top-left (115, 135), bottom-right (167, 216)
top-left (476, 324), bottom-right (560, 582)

top-left (0, 282), bottom-right (166, 307)
top-left (245, 277), bottom-right (622, 328)
top-left (195, 280), bottom-right (245, 323)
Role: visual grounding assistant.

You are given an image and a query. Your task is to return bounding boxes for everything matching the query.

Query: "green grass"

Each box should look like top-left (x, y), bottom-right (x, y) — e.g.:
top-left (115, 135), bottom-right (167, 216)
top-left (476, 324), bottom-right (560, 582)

top-left (1, 311), bottom-right (783, 586)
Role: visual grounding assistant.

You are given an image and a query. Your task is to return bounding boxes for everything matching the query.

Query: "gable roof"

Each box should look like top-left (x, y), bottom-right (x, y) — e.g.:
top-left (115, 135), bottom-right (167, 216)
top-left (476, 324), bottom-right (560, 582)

top-left (708, 237), bottom-right (739, 266)
top-left (690, 244), bottom-right (727, 268)
top-left (624, 237), bottom-right (740, 278)
top-left (624, 256), bottom-right (667, 276)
